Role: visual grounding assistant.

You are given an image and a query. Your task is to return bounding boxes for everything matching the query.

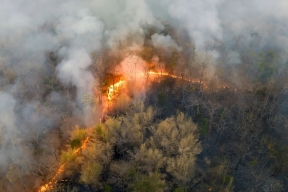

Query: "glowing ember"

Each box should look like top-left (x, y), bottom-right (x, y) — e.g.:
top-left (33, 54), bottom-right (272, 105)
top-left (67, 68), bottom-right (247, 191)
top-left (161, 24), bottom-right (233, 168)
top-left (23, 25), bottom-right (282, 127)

top-left (39, 137), bottom-right (89, 192)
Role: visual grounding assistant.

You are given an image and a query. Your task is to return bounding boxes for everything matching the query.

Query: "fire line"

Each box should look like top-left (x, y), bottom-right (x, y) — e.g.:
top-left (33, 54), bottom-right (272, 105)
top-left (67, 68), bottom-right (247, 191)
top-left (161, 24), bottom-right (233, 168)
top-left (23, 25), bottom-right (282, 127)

top-left (39, 70), bottom-right (228, 191)
top-left (39, 137), bottom-right (89, 192)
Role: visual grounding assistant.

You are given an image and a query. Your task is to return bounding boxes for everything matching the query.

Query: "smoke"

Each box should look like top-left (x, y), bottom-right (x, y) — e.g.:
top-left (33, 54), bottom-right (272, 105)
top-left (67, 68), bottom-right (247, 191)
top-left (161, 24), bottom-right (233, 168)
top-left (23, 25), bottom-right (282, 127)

top-left (0, 92), bottom-right (19, 170)
top-left (151, 34), bottom-right (182, 52)
top-left (1, 0), bottom-right (288, 189)
top-left (168, 0), bottom-right (224, 48)
top-left (56, 49), bottom-right (95, 103)
top-left (103, 0), bottom-right (162, 50)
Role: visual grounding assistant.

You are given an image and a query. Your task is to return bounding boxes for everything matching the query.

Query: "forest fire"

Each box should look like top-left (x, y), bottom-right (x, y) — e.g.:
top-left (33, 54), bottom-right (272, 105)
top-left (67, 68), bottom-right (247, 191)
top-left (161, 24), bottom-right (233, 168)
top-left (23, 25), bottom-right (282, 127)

top-left (39, 137), bottom-right (89, 192)
top-left (107, 80), bottom-right (125, 101)
top-left (147, 71), bottom-right (207, 87)
top-left (39, 70), bottom-right (228, 191)
top-left (100, 70), bottom-right (230, 118)
top-left (147, 71), bottom-right (231, 89)
top-left (3, 0), bottom-right (288, 191)
top-left (100, 71), bottom-right (205, 118)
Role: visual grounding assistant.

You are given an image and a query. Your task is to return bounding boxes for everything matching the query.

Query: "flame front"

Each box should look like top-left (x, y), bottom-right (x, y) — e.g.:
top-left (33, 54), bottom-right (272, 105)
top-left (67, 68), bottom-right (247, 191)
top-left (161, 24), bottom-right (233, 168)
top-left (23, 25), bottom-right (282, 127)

top-left (146, 71), bottom-right (229, 89)
top-left (101, 70), bottom-right (230, 118)
top-left (147, 71), bottom-right (204, 83)
top-left (39, 70), bottom-right (229, 191)
top-left (39, 137), bottom-right (89, 192)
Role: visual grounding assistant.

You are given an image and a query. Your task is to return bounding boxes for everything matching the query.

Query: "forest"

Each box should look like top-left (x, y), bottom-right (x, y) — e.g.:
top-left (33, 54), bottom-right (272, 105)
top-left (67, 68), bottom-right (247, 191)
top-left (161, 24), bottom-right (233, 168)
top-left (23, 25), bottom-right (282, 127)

top-left (1, 0), bottom-right (288, 192)
top-left (46, 41), bottom-right (288, 192)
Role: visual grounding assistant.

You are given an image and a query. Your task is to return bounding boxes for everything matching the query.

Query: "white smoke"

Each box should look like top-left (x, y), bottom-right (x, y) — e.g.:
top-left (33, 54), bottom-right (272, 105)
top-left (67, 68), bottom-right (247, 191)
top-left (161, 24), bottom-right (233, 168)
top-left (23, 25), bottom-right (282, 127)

top-left (151, 33), bottom-right (182, 52)
top-left (1, 0), bottom-right (288, 189)
top-left (56, 48), bottom-right (94, 103)
top-left (0, 92), bottom-right (20, 170)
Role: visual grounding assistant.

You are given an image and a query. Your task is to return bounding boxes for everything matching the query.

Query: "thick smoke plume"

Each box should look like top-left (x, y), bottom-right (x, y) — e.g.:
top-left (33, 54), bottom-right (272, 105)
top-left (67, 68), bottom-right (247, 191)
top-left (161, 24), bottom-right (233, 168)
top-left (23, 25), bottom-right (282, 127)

top-left (0, 0), bottom-right (288, 190)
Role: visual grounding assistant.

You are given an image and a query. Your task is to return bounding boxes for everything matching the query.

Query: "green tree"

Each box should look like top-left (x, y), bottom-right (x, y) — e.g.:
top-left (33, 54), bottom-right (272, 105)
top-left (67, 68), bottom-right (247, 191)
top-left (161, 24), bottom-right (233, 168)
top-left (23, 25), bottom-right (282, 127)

top-left (130, 172), bottom-right (164, 192)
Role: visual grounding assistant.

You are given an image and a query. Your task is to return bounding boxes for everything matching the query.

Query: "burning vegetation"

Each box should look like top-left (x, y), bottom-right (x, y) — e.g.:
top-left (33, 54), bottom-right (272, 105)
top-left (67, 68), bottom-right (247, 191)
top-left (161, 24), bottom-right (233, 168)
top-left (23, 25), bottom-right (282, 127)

top-left (1, 0), bottom-right (288, 192)
top-left (36, 49), bottom-right (288, 191)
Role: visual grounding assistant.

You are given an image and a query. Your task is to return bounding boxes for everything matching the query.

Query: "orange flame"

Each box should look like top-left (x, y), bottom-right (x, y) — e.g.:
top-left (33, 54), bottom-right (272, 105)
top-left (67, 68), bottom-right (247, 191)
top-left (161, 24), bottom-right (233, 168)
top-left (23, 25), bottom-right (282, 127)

top-left (100, 80), bottom-right (125, 122)
top-left (39, 137), bottom-right (89, 192)
top-left (107, 80), bottom-right (125, 101)
top-left (39, 70), bottom-right (230, 191)
top-left (147, 71), bottom-right (204, 84)
top-left (100, 70), bottom-right (232, 118)
top-left (100, 70), bottom-right (214, 119)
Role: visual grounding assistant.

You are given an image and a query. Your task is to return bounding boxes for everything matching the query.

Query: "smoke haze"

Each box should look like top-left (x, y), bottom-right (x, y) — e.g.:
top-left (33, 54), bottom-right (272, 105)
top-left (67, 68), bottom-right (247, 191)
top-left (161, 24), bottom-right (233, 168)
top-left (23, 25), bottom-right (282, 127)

top-left (0, 0), bottom-right (288, 189)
